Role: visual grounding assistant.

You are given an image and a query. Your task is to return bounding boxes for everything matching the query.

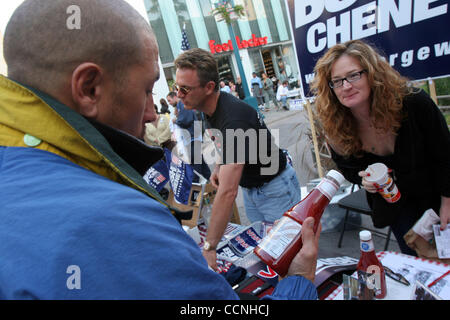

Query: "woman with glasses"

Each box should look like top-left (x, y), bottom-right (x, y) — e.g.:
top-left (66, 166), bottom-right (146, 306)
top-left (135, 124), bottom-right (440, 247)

top-left (311, 40), bottom-right (450, 255)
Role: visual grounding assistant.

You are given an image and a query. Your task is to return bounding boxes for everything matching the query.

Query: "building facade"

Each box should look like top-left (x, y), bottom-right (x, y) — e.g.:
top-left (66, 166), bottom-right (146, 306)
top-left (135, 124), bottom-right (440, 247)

top-left (143, 0), bottom-right (300, 92)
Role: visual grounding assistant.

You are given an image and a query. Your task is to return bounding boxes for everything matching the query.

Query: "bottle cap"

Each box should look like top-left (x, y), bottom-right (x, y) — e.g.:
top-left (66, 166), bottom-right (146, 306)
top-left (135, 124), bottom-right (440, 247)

top-left (326, 170), bottom-right (345, 186)
top-left (365, 163), bottom-right (388, 184)
top-left (359, 230), bottom-right (372, 241)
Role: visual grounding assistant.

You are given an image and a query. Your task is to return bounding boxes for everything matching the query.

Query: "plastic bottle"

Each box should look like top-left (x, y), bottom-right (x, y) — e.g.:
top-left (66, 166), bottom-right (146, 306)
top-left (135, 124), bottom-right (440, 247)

top-left (254, 170), bottom-right (345, 277)
top-left (365, 163), bottom-right (400, 203)
top-left (357, 230), bottom-right (387, 299)
top-left (201, 198), bottom-right (213, 227)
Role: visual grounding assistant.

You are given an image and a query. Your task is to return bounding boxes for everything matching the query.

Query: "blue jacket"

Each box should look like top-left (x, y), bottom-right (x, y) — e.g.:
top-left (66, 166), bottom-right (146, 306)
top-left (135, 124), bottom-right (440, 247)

top-left (175, 100), bottom-right (196, 140)
top-left (0, 75), bottom-right (317, 300)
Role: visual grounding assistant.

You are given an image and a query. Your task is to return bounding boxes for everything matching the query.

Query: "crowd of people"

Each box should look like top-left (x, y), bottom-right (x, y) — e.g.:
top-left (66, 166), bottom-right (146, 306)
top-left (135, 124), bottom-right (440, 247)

top-left (217, 68), bottom-right (298, 112)
top-left (0, 0), bottom-right (448, 300)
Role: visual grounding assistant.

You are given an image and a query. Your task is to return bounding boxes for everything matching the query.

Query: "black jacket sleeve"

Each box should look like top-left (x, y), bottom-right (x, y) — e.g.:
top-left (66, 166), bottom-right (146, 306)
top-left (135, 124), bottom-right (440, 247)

top-left (407, 90), bottom-right (450, 197)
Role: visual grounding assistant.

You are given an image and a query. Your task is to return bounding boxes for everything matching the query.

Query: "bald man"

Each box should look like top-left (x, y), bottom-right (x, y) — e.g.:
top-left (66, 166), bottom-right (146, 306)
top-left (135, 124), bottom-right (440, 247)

top-left (0, 0), bottom-right (320, 300)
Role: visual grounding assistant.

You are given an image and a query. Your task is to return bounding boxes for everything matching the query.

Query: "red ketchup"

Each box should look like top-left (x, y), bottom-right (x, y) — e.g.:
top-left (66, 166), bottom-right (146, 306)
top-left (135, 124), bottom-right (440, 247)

top-left (357, 230), bottom-right (387, 299)
top-left (254, 170), bottom-right (345, 277)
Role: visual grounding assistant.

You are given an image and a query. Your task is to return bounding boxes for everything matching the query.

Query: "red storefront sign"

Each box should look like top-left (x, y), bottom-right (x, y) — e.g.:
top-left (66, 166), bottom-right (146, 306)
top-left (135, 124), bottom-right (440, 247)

top-left (209, 34), bottom-right (268, 54)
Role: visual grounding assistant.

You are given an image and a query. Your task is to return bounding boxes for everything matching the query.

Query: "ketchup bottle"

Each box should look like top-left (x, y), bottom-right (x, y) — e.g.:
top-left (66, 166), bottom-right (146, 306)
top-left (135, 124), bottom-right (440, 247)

top-left (356, 230), bottom-right (387, 299)
top-left (254, 170), bottom-right (345, 277)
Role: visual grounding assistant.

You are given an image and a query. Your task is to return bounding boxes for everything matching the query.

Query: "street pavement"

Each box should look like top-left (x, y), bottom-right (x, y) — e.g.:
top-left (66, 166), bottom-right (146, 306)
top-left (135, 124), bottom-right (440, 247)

top-left (234, 104), bottom-right (400, 259)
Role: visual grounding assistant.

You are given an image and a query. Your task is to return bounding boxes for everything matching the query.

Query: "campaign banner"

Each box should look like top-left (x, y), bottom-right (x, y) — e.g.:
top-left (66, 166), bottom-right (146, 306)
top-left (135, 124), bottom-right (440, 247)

top-left (228, 226), bottom-right (263, 257)
top-left (143, 158), bottom-right (169, 193)
top-left (287, 0), bottom-right (450, 96)
top-left (164, 148), bottom-right (194, 205)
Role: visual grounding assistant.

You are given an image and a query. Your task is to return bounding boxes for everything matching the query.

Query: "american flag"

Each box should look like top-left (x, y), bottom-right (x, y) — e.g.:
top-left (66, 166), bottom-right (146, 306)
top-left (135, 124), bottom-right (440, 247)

top-left (181, 23), bottom-right (190, 51)
top-left (155, 174), bottom-right (166, 183)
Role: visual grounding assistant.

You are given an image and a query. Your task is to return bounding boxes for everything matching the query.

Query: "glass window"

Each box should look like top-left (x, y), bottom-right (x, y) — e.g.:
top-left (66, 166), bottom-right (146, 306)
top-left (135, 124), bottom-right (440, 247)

top-left (199, 0), bottom-right (221, 42)
top-left (279, 0), bottom-right (292, 40)
top-left (144, 0), bottom-right (174, 64)
top-left (249, 49), bottom-right (264, 77)
top-left (164, 66), bottom-right (177, 91)
top-left (243, 0), bottom-right (261, 38)
top-left (173, 0), bottom-right (198, 49)
top-left (230, 19), bottom-right (242, 41)
top-left (264, 1), bottom-right (280, 43)
top-left (262, 49), bottom-right (275, 78)
top-left (217, 55), bottom-right (234, 82)
top-left (281, 45), bottom-right (296, 78)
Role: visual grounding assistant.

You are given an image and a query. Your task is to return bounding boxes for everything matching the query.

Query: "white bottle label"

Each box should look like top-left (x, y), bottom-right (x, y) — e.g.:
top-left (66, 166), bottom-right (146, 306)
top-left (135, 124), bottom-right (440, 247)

top-left (316, 178), bottom-right (339, 200)
top-left (257, 216), bottom-right (302, 259)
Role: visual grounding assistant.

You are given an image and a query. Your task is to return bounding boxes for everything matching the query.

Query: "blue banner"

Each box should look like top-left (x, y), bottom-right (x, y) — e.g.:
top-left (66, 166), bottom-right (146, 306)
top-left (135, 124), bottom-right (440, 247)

top-left (164, 148), bottom-right (194, 205)
top-left (287, 0), bottom-right (450, 96)
top-left (143, 159), bottom-right (169, 193)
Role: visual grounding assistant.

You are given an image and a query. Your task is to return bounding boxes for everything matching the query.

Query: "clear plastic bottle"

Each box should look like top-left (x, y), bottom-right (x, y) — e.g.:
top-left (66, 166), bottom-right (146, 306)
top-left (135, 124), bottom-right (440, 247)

top-left (200, 198), bottom-right (213, 227)
top-left (254, 170), bottom-right (345, 277)
top-left (357, 230), bottom-right (387, 299)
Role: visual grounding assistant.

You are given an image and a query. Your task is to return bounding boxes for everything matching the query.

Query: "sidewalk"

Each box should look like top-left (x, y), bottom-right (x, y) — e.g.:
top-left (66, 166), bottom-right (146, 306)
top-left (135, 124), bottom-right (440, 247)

top-left (260, 106), bottom-right (304, 126)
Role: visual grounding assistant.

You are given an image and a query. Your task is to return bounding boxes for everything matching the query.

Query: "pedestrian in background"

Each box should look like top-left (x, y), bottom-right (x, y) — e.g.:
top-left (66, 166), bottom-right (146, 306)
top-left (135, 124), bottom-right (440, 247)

top-left (160, 98), bottom-right (170, 114)
top-left (251, 72), bottom-right (264, 109)
top-left (235, 76), bottom-right (245, 100)
top-left (262, 72), bottom-right (278, 112)
top-left (219, 80), bottom-right (231, 93)
top-left (277, 80), bottom-right (290, 111)
top-left (144, 105), bottom-right (175, 150)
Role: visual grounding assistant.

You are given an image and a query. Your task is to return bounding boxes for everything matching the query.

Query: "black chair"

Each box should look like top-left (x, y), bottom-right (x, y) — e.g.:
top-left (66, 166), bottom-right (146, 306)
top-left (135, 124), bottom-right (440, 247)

top-left (337, 186), bottom-right (392, 251)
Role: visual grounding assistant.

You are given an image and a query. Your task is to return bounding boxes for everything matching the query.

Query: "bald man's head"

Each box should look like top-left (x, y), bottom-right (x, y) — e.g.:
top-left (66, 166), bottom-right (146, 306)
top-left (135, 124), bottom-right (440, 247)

top-left (4, 0), bottom-right (153, 94)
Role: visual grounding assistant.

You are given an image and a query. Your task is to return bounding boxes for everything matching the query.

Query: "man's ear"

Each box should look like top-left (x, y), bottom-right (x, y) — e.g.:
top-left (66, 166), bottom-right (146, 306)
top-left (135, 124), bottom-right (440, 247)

top-left (205, 81), bottom-right (217, 95)
top-left (71, 63), bottom-right (104, 118)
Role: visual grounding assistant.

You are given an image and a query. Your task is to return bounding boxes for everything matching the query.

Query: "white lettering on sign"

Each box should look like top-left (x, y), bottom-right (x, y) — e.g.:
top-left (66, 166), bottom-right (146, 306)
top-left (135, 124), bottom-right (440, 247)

top-left (295, 0), bottom-right (448, 54)
top-left (414, 0), bottom-right (448, 23)
top-left (352, 2), bottom-right (377, 40)
top-left (377, 0), bottom-right (412, 34)
top-left (305, 39), bottom-right (450, 84)
top-left (386, 40), bottom-right (450, 69)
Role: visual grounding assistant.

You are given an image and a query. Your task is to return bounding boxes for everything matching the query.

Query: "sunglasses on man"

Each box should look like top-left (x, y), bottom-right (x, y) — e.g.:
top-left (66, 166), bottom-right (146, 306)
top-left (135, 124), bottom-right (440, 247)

top-left (174, 84), bottom-right (201, 95)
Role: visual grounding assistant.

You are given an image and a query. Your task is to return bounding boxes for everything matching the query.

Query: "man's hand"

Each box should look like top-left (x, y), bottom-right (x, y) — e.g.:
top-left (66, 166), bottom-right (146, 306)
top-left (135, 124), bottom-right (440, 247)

top-left (202, 249), bottom-right (218, 271)
top-left (210, 165), bottom-right (220, 189)
top-left (203, 164), bottom-right (243, 271)
top-left (286, 217), bottom-right (321, 282)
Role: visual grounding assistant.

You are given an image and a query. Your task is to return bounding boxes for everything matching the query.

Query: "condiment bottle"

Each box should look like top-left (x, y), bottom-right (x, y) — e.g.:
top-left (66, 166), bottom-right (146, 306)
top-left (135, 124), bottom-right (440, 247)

top-left (365, 163), bottom-right (401, 203)
top-left (254, 170), bottom-right (345, 277)
top-left (357, 230), bottom-right (387, 299)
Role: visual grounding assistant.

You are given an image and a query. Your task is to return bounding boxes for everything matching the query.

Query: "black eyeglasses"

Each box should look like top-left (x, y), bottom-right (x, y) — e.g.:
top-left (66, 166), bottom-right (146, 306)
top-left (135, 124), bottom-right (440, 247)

top-left (329, 70), bottom-right (366, 89)
top-left (174, 84), bottom-right (200, 95)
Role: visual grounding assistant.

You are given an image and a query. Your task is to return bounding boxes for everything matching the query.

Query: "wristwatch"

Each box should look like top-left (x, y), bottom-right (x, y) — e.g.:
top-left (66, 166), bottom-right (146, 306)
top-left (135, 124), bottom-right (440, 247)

top-left (203, 241), bottom-right (216, 251)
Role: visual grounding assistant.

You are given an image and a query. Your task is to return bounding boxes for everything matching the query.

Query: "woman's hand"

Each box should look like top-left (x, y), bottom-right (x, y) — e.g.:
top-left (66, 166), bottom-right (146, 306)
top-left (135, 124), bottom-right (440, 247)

top-left (358, 171), bottom-right (379, 193)
top-left (440, 196), bottom-right (450, 230)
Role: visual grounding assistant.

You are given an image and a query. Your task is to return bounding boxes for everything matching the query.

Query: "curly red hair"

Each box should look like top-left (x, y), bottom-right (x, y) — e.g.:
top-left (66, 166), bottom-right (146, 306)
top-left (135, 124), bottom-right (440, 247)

top-left (310, 40), bottom-right (412, 157)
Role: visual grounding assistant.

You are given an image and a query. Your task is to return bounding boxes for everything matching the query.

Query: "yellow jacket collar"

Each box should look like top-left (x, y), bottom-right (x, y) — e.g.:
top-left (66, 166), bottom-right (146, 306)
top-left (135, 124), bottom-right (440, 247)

top-left (0, 75), bottom-right (168, 207)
